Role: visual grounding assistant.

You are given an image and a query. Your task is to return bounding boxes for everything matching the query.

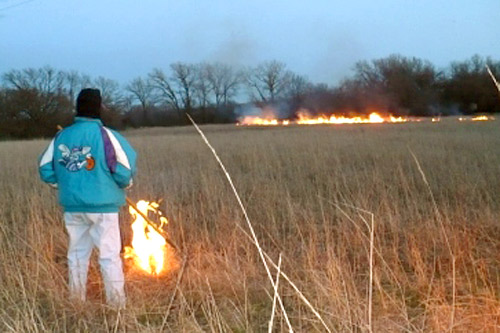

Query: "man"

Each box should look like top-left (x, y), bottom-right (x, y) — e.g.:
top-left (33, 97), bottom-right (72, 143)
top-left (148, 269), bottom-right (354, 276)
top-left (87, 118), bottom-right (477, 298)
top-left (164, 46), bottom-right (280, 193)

top-left (38, 88), bottom-right (137, 307)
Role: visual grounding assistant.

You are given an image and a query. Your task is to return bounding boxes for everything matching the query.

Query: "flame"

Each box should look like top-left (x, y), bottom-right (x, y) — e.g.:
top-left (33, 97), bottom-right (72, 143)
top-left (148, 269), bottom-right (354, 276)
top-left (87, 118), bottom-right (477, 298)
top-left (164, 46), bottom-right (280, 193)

top-left (237, 111), bottom-right (498, 126)
top-left (237, 116), bottom-right (288, 126)
top-left (124, 200), bottom-right (169, 275)
top-left (296, 111), bottom-right (407, 124)
top-left (459, 115), bottom-right (495, 122)
top-left (472, 115), bottom-right (494, 121)
top-left (238, 111), bottom-right (409, 126)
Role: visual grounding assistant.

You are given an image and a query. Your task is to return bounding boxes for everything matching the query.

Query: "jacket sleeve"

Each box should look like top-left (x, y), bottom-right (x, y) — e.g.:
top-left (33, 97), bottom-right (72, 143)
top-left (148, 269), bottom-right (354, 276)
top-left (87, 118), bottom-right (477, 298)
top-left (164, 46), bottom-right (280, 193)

top-left (101, 127), bottom-right (137, 189)
top-left (38, 138), bottom-right (58, 188)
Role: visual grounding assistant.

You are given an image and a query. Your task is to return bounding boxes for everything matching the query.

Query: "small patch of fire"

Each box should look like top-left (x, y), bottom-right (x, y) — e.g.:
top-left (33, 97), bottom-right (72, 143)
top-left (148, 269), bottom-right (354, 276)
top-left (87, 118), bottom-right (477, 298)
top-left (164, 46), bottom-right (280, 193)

top-left (237, 116), bottom-right (286, 126)
top-left (472, 115), bottom-right (495, 121)
top-left (124, 200), bottom-right (172, 275)
top-left (459, 115), bottom-right (495, 122)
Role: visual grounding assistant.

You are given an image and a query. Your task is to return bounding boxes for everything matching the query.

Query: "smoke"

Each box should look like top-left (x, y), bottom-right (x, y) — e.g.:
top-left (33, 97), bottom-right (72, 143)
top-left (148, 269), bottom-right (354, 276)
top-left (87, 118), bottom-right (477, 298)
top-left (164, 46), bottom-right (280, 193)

top-left (208, 21), bottom-right (259, 67)
top-left (234, 102), bottom-right (295, 121)
top-left (438, 104), bottom-right (463, 116)
top-left (308, 28), bottom-right (366, 85)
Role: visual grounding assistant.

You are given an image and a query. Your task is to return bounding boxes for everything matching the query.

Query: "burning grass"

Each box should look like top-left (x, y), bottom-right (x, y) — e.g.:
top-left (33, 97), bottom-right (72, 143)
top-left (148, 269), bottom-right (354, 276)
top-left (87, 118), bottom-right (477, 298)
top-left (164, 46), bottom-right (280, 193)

top-left (124, 199), bottom-right (174, 275)
top-left (1, 119), bottom-right (500, 331)
top-left (237, 111), bottom-right (496, 126)
top-left (237, 111), bottom-right (409, 126)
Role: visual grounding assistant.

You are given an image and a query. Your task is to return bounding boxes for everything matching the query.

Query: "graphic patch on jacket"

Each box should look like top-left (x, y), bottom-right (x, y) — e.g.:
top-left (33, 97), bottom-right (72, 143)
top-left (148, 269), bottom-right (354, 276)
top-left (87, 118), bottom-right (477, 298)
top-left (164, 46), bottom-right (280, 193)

top-left (58, 144), bottom-right (95, 171)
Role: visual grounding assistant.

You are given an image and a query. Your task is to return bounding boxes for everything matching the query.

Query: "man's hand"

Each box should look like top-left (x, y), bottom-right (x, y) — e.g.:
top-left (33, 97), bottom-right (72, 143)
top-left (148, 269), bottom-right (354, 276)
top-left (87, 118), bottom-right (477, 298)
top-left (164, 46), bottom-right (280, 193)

top-left (124, 179), bottom-right (133, 190)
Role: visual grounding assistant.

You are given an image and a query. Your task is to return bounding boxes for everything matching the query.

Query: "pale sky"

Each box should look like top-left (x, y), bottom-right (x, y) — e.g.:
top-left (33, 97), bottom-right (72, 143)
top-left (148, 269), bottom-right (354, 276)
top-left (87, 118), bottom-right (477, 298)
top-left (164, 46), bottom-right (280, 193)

top-left (1, 0), bottom-right (499, 85)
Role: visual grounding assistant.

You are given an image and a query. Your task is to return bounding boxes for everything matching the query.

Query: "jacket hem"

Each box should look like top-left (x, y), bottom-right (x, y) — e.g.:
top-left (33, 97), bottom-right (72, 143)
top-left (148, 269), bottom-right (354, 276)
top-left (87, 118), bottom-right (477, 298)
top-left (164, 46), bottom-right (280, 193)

top-left (63, 205), bottom-right (121, 213)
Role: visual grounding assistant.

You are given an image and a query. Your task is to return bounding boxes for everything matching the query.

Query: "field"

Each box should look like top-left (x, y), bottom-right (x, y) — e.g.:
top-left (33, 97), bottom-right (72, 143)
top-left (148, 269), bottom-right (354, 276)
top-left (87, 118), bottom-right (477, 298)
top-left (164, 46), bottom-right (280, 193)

top-left (1, 119), bottom-right (500, 332)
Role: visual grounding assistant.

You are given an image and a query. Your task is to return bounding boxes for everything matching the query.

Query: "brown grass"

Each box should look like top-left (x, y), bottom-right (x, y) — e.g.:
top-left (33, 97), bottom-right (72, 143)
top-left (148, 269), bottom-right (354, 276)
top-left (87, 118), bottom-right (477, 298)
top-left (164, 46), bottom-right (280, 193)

top-left (1, 118), bottom-right (500, 332)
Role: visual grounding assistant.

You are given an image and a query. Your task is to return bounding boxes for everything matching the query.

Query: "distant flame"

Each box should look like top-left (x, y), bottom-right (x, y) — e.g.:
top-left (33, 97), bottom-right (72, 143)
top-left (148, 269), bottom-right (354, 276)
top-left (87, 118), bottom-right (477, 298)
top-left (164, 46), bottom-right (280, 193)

top-left (124, 200), bottom-right (169, 275)
top-left (238, 116), bottom-right (285, 126)
top-left (472, 115), bottom-right (494, 121)
top-left (296, 111), bottom-right (407, 124)
top-left (238, 111), bottom-right (409, 126)
top-left (237, 111), bottom-right (497, 126)
top-left (459, 115), bottom-right (495, 122)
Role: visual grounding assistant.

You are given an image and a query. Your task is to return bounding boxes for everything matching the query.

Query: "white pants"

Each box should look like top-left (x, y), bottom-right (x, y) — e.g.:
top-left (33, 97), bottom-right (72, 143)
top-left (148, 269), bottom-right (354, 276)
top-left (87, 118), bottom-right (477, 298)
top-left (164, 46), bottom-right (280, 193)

top-left (64, 212), bottom-right (125, 307)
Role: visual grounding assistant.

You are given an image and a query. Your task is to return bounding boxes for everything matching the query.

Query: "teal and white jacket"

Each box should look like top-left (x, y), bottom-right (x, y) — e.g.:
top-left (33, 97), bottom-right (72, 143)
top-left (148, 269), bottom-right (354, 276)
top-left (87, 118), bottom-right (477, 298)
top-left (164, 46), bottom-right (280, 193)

top-left (38, 117), bottom-right (137, 213)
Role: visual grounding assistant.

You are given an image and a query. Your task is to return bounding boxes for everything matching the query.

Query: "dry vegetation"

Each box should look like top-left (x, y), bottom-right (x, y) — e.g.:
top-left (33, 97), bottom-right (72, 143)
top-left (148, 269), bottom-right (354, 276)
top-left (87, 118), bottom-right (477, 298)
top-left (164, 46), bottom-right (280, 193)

top-left (1, 119), bottom-right (500, 332)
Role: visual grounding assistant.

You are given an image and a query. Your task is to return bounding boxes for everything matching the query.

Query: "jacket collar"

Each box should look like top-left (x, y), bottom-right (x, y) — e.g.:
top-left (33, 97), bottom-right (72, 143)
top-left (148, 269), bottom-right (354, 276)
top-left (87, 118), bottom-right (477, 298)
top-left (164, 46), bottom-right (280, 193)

top-left (75, 116), bottom-right (103, 126)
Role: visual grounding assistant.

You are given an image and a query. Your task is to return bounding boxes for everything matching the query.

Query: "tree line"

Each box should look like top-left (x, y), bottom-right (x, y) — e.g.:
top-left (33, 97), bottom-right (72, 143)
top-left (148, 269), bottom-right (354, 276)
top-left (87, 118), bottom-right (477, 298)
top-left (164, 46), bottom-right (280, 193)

top-left (1, 54), bottom-right (499, 138)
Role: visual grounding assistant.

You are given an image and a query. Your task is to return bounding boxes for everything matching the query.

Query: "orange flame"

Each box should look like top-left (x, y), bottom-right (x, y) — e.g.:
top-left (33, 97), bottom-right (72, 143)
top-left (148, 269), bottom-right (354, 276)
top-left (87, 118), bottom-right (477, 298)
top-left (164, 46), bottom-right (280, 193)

top-left (124, 200), bottom-right (169, 275)
top-left (237, 111), bottom-right (497, 126)
top-left (458, 115), bottom-right (495, 122)
top-left (472, 115), bottom-right (494, 121)
top-left (238, 116), bottom-right (286, 126)
top-left (238, 110), bottom-right (409, 126)
top-left (296, 111), bottom-right (407, 124)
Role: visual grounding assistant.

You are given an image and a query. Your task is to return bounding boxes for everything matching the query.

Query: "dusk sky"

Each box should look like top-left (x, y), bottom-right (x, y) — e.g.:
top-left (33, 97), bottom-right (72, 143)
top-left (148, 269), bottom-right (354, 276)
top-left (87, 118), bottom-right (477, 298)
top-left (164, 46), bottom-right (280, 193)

top-left (1, 0), bottom-right (499, 85)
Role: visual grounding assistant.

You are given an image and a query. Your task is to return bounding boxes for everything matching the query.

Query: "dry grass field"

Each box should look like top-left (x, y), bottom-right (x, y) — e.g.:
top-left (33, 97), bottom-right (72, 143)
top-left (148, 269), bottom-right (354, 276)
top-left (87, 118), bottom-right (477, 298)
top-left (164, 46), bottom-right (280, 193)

top-left (1, 119), bottom-right (500, 332)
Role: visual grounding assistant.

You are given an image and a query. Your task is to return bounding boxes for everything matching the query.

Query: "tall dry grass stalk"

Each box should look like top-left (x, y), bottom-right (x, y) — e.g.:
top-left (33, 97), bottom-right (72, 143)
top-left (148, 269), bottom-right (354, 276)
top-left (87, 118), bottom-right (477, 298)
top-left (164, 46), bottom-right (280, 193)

top-left (409, 148), bottom-right (457, 332)
top-left (1, 117), bottom-right (500, 331)
top-left (323, 200), bottom-right (375, 332)
top-left (269, 253), bottom-right (282, 333)
top-left (186, 113), bottom-right (295, 332)
top-left (486, 65), bottom-right (500, 93)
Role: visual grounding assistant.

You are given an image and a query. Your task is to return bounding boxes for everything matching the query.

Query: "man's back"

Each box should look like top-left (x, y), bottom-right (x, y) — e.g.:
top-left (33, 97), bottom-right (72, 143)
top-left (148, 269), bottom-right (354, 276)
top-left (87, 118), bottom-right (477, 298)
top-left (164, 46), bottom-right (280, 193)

top-left (39, 117), bottom-right (136, 213)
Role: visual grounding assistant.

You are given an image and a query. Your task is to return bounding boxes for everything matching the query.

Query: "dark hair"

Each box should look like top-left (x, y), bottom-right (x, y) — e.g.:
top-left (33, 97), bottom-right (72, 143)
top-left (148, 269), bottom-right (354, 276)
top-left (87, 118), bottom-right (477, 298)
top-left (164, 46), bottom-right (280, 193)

top-left (76, 88), bottom-right (102, 118)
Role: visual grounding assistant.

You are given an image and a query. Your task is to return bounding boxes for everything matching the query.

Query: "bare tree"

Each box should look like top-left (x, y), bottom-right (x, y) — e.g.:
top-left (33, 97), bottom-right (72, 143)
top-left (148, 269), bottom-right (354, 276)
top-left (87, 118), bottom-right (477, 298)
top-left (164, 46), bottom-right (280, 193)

top-left (93, 76), bottom-right (123, 106)
top-left (92, 76), bottom-right (126, 127)
top-left (245, 60), bottom-right (292, 102)
top-left (192, 64), bottom-right (212, 122)
top-left (442, 55), bottom-right (500, 114)
top-left (1, 66), bottom-right (72, 136)
top-left (2, 66), bottom-right (68, 118)
top-left (126, 76), bottom-right (156, 124)
top-left (194, 64), bottom-right (212, 107)
top-left (149, 68), bottom-right (182, 116)
top-left (205, 63), bottom-right (241, 106)
top-left (148, 63), bottom-right (198, 120)
top-left (170, 62), bottom-right (197, 112)
top-left (63, 70), bottom-right (91, 104)
top-left (351, 55), bottom-right (440, 115)
top-left (3, 66), bottom-right (65, 93)
top-left (286, 73), bottom-right (312, 100)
